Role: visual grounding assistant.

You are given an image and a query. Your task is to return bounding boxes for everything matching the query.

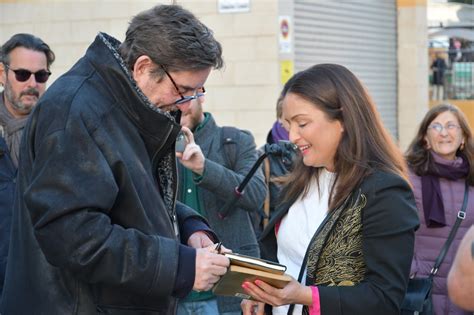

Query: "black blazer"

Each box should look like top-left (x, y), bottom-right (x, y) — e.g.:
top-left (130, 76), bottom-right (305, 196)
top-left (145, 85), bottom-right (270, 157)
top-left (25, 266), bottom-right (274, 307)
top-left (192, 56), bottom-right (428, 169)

top-left (259, 170), bottom-right (419, 315)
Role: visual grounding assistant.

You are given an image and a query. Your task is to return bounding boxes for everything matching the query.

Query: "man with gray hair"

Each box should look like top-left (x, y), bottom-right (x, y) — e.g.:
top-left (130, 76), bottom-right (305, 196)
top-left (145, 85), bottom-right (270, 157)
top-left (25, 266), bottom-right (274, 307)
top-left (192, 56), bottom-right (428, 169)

top-left (0, 33), bottom-right (55, 298)
top-left (0, 5), bottom-right (229, 314)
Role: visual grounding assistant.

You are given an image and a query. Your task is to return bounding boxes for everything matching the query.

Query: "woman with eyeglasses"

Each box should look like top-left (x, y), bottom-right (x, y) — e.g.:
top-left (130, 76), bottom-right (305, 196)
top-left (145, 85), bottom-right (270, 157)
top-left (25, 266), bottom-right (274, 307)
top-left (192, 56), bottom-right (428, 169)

top-left (405, 103), bottom-right (474, 315)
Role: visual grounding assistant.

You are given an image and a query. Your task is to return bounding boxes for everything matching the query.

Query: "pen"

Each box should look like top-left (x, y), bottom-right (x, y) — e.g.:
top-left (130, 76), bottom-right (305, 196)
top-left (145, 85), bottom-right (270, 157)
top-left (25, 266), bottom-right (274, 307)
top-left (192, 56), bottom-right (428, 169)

top-left (215, 242), bottom-right (222, 254)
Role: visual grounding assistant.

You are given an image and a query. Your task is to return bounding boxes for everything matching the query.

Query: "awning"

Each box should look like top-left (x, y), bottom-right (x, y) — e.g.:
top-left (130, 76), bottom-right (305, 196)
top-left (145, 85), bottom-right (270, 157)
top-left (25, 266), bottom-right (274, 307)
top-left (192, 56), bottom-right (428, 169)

top-left (429, 28), bottom-right (474, 41)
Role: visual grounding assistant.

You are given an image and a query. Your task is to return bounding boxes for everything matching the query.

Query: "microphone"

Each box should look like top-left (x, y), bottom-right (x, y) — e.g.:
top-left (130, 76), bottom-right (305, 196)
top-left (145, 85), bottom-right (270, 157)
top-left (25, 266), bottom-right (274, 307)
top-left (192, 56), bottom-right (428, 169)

top-left (265, 140), bottom-right (297, 155)
top-left (264, 143), bottom-right (284, 155)
top-left (264, 140), bottom-right (298, 165)
top-left (218, 140), bottom-right (297, 219)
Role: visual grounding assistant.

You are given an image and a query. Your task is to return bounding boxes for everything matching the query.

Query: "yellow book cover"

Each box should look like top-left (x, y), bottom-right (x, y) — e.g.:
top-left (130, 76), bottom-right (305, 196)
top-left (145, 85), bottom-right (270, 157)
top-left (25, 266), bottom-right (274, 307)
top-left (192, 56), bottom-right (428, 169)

top-left (212, 265), bottom-right (292, 299)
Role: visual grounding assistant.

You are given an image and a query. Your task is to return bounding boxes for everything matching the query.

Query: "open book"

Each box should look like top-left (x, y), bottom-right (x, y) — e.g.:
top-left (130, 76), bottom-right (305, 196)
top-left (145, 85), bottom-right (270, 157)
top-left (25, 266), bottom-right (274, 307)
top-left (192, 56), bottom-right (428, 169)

top-left (212, 254), bottom-right (291, 299)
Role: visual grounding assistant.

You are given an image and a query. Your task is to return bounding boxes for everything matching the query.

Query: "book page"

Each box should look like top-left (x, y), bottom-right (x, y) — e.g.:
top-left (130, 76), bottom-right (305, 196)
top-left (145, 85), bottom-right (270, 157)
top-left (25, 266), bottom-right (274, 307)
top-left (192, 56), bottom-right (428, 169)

top-left (224, 253), bottom-right (286, 275)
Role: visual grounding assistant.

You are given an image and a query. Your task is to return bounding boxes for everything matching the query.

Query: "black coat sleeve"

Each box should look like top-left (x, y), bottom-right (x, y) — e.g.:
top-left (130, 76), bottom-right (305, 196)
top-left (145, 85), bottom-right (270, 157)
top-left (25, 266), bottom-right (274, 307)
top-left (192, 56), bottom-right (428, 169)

top-left (176, 201), bottom-right (218, 243)
top-left (24, 117), bottom-right (180, 298)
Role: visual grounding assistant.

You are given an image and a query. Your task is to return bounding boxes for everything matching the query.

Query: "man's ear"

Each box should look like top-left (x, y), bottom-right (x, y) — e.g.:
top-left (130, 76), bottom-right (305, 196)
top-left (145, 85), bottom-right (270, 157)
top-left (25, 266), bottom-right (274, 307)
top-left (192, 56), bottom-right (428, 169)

top-left (0, 63), bottom-right (6, 86)
top-left (132, 55), bottom-right (153, 82)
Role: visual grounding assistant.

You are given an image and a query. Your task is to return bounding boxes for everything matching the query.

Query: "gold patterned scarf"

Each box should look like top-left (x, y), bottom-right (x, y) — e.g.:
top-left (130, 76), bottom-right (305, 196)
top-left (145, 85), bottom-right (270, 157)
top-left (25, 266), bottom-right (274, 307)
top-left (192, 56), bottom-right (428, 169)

top-left (306, 192), bottom-right (367, 287)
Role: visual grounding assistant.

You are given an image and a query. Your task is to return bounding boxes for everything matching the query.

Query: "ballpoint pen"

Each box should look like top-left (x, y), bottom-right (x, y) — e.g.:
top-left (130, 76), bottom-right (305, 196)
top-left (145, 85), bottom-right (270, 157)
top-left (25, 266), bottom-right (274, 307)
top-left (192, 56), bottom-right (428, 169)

top-left (215, 242), bottom-right (222, 254)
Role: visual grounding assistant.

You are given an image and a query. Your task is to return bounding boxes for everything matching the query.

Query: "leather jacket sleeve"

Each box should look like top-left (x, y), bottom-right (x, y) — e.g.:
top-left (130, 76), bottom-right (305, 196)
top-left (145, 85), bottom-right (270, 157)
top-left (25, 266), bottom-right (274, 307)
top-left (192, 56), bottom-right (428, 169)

top-left (23, 117), bottom-right (180, 297)
top-left (176, 201), bottom-right (217, 244)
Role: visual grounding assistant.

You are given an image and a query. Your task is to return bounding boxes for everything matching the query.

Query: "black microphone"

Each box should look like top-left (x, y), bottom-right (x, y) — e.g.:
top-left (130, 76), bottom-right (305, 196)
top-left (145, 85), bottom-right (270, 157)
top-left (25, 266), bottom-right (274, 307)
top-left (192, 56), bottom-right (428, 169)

top-left (218, 141), bottom-right (297, 219)
top-left (265, 141), bottom-right (297, 155)
top-left (264, 143), bottom-right (284, 156)
top-left (264, 140), bottom-right (298, 166)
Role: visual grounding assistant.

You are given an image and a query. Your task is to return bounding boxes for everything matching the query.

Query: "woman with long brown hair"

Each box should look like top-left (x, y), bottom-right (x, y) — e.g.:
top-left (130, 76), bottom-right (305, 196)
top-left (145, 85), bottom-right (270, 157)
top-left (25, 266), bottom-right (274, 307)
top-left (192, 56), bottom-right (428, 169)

top-left (241, 64), bottom-right (419, 315)
top-left (406, 104), bottom-right (474, 315)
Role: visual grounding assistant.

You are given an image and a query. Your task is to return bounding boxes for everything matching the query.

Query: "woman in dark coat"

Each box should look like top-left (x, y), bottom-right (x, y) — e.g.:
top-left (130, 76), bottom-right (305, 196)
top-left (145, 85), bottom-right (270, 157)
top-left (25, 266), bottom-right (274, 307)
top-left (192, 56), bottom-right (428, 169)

top-left (241, 64), bottom-right (419, 315)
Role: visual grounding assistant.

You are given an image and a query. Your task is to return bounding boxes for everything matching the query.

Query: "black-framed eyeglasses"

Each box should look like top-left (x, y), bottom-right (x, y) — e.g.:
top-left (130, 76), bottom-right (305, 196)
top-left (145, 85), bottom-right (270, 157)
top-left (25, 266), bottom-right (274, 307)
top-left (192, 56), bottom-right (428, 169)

top-left (160, 65), bottom-right (206, 105)
top-left (4, 64), bottom-right (51, 83)
top-left (428, 122), bottom-right (461, 133)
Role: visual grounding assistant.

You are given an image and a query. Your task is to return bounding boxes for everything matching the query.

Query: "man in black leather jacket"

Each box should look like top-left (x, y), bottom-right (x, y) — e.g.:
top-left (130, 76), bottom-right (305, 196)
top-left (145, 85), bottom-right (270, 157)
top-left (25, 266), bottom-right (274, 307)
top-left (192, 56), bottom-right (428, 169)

top-left (0, 5), bottom-right (229, 315)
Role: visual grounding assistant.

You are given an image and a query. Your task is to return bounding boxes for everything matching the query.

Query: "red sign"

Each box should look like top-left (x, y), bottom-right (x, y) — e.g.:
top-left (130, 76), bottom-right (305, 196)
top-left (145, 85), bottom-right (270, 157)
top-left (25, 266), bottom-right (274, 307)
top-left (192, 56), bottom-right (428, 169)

top-left (280, 19), bottom-right (289, 39)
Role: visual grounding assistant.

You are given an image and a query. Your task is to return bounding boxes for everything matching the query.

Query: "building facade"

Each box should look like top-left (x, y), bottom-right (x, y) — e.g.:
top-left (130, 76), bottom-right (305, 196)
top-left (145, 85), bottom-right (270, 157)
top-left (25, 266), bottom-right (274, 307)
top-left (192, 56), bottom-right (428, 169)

top-left (0, 0), bottom-right (428, 148)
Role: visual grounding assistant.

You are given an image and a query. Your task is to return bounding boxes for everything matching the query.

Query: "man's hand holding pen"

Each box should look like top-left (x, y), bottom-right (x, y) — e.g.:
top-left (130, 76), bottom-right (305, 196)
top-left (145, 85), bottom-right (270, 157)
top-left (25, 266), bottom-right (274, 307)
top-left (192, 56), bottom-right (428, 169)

top-left (193, 242), bottom-right (231, 292)
top-left (213, 241), bottom-right (231, 255)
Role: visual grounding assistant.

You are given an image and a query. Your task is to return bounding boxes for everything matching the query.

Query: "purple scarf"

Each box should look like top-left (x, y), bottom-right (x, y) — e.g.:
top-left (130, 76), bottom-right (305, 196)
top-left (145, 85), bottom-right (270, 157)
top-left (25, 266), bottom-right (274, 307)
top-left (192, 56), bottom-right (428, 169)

top-left (271, 121), bottom-right (289, 143)
top-left (421, 153), bottom-right (469, 227)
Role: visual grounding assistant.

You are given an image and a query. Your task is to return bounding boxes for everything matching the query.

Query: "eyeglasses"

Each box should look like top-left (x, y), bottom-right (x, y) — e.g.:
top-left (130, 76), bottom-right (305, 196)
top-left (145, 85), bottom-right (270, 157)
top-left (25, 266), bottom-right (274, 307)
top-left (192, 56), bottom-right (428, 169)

top-left (4, 64), bottom-right (51, 83)
top-left (428, 122), bottom-right (461, 133)
top-left (160, 65), bottom-right (206, 105)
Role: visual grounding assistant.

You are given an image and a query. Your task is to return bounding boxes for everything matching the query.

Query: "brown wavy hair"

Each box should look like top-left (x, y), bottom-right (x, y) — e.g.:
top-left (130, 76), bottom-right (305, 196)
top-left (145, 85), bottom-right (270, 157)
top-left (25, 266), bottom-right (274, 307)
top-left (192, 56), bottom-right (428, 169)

top-left (405, 103), bottom-right (474, 185)
top-left (279, 64), bottom-right (407, 210)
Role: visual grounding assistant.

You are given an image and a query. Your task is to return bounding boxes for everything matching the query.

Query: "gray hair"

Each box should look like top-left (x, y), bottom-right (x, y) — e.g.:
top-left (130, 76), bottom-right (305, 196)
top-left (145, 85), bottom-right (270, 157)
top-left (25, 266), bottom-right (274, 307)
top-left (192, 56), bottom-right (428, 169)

top-left (119, 4), bottom-right (223, 76)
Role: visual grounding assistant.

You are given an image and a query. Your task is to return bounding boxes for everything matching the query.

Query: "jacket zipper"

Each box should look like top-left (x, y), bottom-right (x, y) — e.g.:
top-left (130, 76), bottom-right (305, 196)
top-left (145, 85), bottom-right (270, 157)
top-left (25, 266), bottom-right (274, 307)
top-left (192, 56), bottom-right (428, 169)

top-left (151, 125), bottom-right (179, 239)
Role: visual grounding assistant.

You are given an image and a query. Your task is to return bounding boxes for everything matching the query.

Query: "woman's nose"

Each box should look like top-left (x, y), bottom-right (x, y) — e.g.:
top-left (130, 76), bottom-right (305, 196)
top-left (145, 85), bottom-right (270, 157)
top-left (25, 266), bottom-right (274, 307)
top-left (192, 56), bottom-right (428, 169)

top-left (288, 127), bottom-right (299, 144)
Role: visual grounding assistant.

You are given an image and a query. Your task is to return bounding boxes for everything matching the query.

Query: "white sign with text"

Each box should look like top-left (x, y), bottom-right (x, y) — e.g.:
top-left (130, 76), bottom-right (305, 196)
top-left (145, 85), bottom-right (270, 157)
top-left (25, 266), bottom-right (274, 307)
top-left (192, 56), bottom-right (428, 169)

top-left (218, 0), bottom-right (250, 14)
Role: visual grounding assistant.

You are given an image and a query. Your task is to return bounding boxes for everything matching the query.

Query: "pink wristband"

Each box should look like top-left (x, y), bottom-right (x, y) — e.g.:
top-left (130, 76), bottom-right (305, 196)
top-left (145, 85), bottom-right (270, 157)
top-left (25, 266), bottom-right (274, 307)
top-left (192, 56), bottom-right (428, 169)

top-left (309, 286), bottom-right (321, 315)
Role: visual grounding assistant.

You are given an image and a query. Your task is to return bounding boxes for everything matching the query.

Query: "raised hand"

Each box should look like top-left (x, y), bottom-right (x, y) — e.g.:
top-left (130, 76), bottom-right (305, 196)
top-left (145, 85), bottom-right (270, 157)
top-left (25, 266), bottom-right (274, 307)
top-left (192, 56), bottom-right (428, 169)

top-left (176, 126), bottom-right (205, 175)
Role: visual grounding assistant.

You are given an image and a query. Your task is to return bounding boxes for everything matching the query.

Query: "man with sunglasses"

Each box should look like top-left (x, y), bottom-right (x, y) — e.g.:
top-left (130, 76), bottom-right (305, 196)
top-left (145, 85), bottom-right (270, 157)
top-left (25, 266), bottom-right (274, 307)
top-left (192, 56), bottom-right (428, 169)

top-left (0, 33), bottom-right (55, 299)
top-left (0, 5), bottom-right (230, 315)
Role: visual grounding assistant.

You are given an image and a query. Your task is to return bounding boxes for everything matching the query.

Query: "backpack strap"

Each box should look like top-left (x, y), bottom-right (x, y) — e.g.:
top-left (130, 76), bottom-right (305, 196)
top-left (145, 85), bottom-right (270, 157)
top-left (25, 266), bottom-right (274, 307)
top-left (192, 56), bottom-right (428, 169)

top-left (430, 180), bottom-right (469, 277)
top-left (221, 126), bottom-right (241, 170)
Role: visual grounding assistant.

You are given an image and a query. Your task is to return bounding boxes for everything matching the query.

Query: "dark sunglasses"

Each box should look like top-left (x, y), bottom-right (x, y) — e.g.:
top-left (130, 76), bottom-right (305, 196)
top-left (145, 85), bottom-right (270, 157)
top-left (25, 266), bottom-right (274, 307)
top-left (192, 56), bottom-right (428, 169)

top-left (4, 64), bottom-right (51, 83)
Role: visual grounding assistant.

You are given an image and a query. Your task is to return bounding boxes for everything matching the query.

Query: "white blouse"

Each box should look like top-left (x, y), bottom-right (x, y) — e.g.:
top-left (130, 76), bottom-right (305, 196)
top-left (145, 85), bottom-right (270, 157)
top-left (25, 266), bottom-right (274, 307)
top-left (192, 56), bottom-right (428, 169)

top-left (273, 169), bottom-right (335, 315)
